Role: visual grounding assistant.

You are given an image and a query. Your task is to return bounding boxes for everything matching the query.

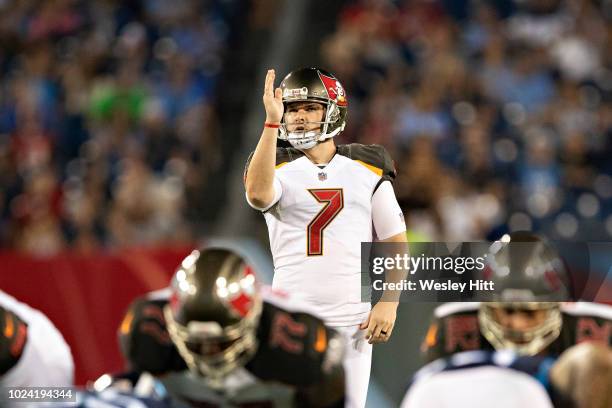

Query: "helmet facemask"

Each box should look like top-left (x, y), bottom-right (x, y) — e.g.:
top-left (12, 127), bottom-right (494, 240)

top-left (479, 302), bottom-right (562, 355)
top-left (164, 297), bottom-right (262, 388)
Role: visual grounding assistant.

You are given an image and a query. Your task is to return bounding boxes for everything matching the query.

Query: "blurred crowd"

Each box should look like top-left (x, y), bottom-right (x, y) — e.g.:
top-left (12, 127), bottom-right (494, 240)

top-left (0, 0), bottom-right (236, 254)
top-left (2, 0), bottom-right (611, 255)
top-left (322, 0), bottom-right (612, 241)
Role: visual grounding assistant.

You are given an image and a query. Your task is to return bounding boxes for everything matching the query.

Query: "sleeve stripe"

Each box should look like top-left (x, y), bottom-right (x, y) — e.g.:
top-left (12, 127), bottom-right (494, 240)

top-left (373, 178), bottom-right (385, 195)
top-left (354, 160), bottom-right (383, 176)
top-left (276, 162), bottom-right (288, 169)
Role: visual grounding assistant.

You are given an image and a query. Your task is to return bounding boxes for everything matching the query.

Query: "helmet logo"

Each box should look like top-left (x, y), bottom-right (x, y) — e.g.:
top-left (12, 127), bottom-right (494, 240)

top-left (544, 269), bottom-right (561, 291)
top-left (170, 292), bottom-right (180, 314)
top-left (318, 73), bottom-right (347, 107)
top-left (283, 87), bottom-right (308, 100)
top-left (224, 265), bottom-right (256, 318)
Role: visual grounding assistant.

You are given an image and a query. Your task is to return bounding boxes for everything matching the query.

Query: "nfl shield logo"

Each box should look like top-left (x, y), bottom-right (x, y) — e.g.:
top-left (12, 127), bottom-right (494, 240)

top-left (318, 172), bottom-right (327, 181)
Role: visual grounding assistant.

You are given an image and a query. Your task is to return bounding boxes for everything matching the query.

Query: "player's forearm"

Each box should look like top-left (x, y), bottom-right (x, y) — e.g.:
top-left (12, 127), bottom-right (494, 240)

top-left (245, 126), bottom-right (278, 208)
top-left (379, 232), bottom-right (409, 303)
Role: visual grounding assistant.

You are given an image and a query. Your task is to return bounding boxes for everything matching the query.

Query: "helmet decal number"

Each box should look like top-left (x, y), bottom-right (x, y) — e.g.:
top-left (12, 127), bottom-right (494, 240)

top-left (576, 317), bottom-right (611, 343)
top-left (445, 315), bottom-right (480, 352)
top-left (269, 312), bottom-right (307, 354)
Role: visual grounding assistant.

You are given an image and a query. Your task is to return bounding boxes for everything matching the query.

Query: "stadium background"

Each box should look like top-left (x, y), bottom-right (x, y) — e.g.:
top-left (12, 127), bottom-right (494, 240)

top-left (0, 0), bottom-right (611, 406)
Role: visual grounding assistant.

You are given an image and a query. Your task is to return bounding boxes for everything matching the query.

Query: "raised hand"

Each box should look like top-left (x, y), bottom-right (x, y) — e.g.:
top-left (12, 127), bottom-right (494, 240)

top-left (263, 69), bottom-right (284, 124)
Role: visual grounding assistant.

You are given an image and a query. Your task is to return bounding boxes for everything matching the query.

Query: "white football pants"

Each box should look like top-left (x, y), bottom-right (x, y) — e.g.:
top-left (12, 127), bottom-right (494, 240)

top-left (335, 325), bottom-right (372, 408)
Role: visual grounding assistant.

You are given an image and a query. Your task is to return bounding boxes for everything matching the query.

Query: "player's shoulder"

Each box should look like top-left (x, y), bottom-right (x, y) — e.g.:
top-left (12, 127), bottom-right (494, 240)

top-left (124, 292), bottom-right (168, 320)
top-left (337, 143), bottom-right (396, 181)
top-left (118, 290), bottom-right (186, 375)
top-left (0, 290), bottom-right (33, 322)
top-left (260, 286), bottom-right (333, 343)
top-left (421, 302), bottom-right (483, 361)
top-left (559, 302), bottom-right (612, 345)
top-left (561, 302), bottom-right (612, 320)
top-left (0, 304), bottom-right (28, 375)
top-left (433, 302), bottom-right (480, 319)
top-left (405, 351), bottom-right (554, 408)
top-left (337, 143), bottom-right (391, 171)
top-left (414, 350), bottom-right (525, 380)
top-left (244, 147), bottom-right (305, 171)
top-left (274, 147), bottom-right (305, 168)
top-left (337, 143), bottom-right (390, 160)
top-left (260, 288), bottom-right (329, 334)
top-left (260, 300), bottom-right (323, 341)
top-left (251, 289), bottom-right (341, 387)
top-left (121, 289), bottom-right (170, 323)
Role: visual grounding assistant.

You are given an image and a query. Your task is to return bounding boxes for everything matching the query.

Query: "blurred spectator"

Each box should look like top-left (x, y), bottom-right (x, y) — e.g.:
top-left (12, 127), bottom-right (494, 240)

top-left (2, 0), bottom-right (611, 250)
top-left (323, 0), bottom-right (612, 241)
top-left (395, 137), bottom-right (449, 239)
top-left (0, 0), bottom-right (233, 254)
top-left (11, 168), bottom-right (65, 255)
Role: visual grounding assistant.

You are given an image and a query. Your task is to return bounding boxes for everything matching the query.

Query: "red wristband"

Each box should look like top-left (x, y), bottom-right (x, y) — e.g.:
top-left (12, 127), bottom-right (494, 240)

top-left (264, 122), bottom-right (280, 129)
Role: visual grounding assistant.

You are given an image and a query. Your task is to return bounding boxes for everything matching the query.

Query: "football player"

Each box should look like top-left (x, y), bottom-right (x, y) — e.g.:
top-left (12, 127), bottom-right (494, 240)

top-left (113, 246), bottom-right (345, 407)
top-left (244, 68), bottom-right (407, 407)
top-left (421, 232), bottom-right (612, 362)
top-left (0, 290), bottom-right (74, 403)
top-left (402, 350), bottom-right (555, 407)
top-left (402, 342), bottom-right (612, 408)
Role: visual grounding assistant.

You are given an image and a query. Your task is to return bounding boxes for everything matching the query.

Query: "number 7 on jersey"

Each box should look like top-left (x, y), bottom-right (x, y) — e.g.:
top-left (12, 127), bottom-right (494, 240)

top-left (307, 189), bottom-right (344, 256)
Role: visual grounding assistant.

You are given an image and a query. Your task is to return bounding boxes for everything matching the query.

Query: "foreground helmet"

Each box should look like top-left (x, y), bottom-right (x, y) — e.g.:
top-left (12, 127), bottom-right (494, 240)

top-left (164, 247), bottom-right (262, 386)
top-left (279, 67), bottom-right (348, 150)
top-left (478, 231), bottom-right (571, 355)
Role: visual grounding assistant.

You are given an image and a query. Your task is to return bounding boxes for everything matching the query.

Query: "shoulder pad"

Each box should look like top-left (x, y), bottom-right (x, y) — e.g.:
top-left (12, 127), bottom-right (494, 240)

top-left (421, 302), bottom-right (484, 362)
top-left (414, 350), bottom-right (498, 381)
top-left (561, 302), bottom-right (612, 345)
top-left (434, 302), bottom-right (480, 318)
top-left (337, 144), bottom-right (396, 182)
top-left (244, 148), bottom-right (304, 182)
top-left (118, 295), bottom-right (186, 375)
top-left (414, 350), bottom-right (552, 382)
top-left (561, 302), bottom-right (612, 320)
top-left (0, 305), bottom-right (28, 375)
top-left (275, 147), bottom-right (304, 168)
top-left (250, 301), bottom-right (331, 386)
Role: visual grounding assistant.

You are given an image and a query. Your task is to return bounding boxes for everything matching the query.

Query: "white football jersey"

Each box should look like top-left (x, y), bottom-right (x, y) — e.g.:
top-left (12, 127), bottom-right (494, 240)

top-left (0, 290), bottom-right (74, 388)
top-left (402, 350), bottom-right (558, 408)
top-left (402, 365), bottom-right (553, 408)
top-left (246, 144), bottom-right (406, 326)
